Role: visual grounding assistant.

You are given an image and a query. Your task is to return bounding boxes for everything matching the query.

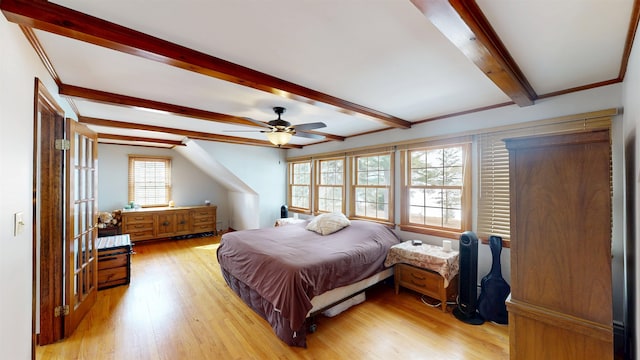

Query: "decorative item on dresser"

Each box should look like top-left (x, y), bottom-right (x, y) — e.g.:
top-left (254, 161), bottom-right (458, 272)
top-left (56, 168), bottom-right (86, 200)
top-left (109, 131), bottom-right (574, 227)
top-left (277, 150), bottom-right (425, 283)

top-left (505, 130), bottom-right (613, 359)
top-left (97, 234), bottom-right (132, 290)
top-left (120, 205), bottom-right (217, 242)
top-left (384, 240), bottom-right (459, 312)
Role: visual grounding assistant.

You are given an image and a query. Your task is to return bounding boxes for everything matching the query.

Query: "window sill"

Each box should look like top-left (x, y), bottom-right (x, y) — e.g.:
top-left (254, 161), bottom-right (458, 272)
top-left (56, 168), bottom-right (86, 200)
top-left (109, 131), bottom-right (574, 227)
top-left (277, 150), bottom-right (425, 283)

top-left (480, 236), bottom-right (511, 249)
top-left (349, 216), bottom-right (395, 228)
top-left (398, 224), bottom-right (462, 240)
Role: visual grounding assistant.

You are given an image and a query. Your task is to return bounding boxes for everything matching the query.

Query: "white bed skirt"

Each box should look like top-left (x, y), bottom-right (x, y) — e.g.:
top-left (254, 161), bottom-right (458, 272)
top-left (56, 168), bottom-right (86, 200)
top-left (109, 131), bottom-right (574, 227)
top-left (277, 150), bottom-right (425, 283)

top-left (307, 266), bottom-right (394, 317)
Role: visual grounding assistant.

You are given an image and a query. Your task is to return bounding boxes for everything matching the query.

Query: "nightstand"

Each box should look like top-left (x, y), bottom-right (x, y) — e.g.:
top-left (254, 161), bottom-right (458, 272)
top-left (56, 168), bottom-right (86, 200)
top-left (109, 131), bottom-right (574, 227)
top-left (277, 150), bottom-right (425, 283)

top-left (384, 241), bottom-right (459, 312)
top-left (96, 234), bottom-right (132, 290)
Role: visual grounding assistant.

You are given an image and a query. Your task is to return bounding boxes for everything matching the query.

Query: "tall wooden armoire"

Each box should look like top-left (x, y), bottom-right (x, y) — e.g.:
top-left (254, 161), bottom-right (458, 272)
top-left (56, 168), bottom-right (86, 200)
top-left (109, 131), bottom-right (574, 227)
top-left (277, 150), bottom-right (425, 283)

top-left (504, 130), bottom-right (612, 359)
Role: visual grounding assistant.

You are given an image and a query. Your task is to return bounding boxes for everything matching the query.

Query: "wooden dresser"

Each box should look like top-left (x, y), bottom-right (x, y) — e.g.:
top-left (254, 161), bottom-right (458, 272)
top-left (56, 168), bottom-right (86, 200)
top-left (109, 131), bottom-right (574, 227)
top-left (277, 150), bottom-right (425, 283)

top-left (121, 205), bottom-right (217, 242)
top-left (505, 130), bottom-right (612, 359)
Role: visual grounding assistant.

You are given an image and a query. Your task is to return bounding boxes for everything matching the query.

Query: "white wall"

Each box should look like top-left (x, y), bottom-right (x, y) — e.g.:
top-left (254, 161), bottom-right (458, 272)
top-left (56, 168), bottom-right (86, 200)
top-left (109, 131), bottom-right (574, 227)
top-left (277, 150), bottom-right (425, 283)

top-left (621, 22), bottom-right (640, 357)
top-left (0, 16), bottom-right (75, 360)
top-left (194, 140), bottom-right (287, 229)
top-left (99, 140), bottom-right (286, 230)
top-left (97, 143), bottom-right (229, 231)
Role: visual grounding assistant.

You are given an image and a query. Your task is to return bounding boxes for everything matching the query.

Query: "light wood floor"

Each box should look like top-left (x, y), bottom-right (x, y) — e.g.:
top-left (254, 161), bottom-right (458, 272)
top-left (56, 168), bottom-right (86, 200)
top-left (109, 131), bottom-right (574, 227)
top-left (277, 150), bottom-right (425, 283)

top-left (37, 235), bottom-right (509, 360)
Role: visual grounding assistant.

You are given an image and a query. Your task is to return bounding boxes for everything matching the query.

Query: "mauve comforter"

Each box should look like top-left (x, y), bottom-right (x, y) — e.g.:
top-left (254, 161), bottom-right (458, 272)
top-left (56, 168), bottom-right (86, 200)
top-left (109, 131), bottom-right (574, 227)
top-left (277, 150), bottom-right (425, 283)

top-left (216, 220), bottom-right (400, 347)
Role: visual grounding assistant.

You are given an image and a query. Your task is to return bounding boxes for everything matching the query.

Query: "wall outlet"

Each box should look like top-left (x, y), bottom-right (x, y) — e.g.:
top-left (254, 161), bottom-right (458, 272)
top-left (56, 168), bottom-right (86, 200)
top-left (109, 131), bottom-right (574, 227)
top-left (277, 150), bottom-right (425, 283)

top-left (14, 212), bottom-right (24, 236)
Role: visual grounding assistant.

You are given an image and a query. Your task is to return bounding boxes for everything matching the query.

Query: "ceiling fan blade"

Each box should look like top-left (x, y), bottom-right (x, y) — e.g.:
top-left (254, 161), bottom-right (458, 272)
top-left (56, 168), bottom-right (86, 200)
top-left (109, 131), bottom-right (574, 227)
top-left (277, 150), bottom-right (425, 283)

top-left (294, 122), bottom-right (326, 131)
top-left (223, 129), bottom-right (264, 132)
top-left (293, 131), bottom-right (325, 140)
top-left (242, 117), bottom-right (272, 128)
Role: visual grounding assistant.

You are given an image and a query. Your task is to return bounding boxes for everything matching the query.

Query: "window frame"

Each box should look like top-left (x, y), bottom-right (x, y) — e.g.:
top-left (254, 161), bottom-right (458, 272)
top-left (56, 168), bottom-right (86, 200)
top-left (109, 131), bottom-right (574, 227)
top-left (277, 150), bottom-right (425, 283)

top-left (314, 157), bottom-right (346, 215)
top-left (399, 140), bottom-right (472, 239)
top-left (349, 152), bottom-right (394, 225)
top-left (287, 159), bottom-right (313, 214)
top-left (128, 155), bottom-right (172, 208)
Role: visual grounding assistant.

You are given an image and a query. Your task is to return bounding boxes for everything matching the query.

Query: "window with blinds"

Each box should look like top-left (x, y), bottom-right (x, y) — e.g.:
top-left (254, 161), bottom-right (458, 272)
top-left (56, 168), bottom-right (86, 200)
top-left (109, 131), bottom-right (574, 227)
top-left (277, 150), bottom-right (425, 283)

top-left (477, 116), bottom-right (612, 245)
top-left (128, 155), bottom-right (172, 207)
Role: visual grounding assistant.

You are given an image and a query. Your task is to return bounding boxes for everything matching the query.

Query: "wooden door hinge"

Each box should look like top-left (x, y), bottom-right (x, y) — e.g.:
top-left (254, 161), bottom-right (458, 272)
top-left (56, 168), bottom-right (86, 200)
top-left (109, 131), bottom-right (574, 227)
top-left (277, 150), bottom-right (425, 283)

top-left (54, 139), bottom-right (70, 151)
top-left (54, 305), bottom-right (69, 317)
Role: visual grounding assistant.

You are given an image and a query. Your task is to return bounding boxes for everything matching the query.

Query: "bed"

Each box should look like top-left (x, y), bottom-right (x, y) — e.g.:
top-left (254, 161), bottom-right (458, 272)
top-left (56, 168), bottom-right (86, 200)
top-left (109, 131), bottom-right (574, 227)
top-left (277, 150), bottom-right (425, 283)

top-left (216, 217), bottom-right (400, 347)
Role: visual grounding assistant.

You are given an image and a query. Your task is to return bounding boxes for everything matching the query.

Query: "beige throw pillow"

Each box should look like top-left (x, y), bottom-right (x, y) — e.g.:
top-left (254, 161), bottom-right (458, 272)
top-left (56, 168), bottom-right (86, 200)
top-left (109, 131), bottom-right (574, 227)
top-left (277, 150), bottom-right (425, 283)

top-left (306, 212), bottom-right (351, 235)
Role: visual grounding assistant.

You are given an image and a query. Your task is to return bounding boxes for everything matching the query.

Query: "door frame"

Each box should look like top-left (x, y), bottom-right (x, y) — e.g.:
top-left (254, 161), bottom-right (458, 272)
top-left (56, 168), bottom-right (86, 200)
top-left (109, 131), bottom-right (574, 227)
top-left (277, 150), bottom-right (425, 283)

top-left (33, 78), bottom-right (65, 347)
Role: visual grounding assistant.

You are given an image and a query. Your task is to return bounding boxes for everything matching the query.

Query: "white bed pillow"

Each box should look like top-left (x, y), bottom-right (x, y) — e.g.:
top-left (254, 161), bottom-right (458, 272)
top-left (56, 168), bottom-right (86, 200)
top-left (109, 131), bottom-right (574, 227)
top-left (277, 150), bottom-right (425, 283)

top-left (306, 212), bottom-right (351, 235)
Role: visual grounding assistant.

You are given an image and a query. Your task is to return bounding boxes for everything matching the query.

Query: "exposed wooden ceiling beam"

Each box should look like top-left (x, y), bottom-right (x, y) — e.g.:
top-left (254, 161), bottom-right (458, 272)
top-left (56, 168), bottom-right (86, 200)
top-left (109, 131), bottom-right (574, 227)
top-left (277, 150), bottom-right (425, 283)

top-left (60, 84), bottom-right (260, 128)
top-left (80, 116), bottom-right (303, 149)
top-left (410, 0), bottom-right (536, 107)
top-left (1, 0), bottom-right (411, 129)
top-left (62, 84), bottom-right (341, 143)
top-left (97, 133), bottom-right (185, 147)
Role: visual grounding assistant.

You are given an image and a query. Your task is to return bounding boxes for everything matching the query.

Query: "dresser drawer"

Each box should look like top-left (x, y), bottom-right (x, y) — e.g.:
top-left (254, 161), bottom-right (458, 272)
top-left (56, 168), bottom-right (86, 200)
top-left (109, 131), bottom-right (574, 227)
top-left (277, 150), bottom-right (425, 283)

top-left (192, 222), bottom-right (215, 232)
top-left (98, 252), bottom-right (129, 270)
top-left (98, 267), bottom-right (129, 289)
top-left (123, 213), bottom-right (154, 224)
top-left (126, 229), bottom-right (155, 241)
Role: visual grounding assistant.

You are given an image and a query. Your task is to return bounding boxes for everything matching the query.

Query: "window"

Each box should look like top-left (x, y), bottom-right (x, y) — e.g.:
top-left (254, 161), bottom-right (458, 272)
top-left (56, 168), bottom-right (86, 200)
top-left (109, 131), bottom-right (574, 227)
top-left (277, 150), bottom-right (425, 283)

top-left (315, 158), bottom-right (345, 214)
top-left (128, 155), bottom-right (172, 207)
top-left (400, 141), bottom-right (471, 238)
top-left (350, 153), bottom-right (393, 223)
top-left (288, 160), bottom-right (312, 212)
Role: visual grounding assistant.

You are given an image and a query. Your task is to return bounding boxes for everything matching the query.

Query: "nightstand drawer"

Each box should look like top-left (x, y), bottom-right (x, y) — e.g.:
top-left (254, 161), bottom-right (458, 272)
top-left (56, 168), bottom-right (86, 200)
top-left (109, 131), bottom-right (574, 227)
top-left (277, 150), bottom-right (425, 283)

top-left (397, 263), bottom-right (443, 296)
top-left (398, 264), bottom-right (442, 294)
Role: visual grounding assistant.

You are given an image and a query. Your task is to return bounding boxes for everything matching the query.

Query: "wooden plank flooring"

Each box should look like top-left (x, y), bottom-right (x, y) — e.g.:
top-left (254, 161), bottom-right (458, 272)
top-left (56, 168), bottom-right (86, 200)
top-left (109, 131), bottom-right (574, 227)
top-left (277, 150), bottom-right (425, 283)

top-left (37, 235), bottom-right (509, 359)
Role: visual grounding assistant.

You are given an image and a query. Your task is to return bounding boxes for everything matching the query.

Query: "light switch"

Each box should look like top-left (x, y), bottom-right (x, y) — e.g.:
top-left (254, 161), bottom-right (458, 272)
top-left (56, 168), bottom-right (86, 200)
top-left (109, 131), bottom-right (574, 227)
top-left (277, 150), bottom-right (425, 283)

top-left (14, 212), bottom-right (24, 236)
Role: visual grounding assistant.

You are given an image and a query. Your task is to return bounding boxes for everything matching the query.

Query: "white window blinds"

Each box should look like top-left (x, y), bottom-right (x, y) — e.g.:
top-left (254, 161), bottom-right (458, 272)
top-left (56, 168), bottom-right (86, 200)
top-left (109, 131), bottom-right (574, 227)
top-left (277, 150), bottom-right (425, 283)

top-left (477, 116), bottom-right (611, 243)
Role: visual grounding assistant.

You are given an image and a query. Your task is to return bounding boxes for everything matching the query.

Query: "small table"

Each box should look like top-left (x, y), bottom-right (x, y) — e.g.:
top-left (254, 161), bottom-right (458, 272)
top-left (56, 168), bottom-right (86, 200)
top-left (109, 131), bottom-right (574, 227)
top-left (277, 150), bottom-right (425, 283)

top-left (384, 241), bottom-right (459, 312)
top-left (96, 234), bottom-right (132, 290)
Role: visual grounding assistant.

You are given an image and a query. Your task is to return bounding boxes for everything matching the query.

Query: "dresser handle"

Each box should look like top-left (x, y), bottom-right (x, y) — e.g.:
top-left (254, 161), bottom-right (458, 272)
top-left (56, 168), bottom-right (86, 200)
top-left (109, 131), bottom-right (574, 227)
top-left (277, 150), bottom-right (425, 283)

top-left (162, 221), bottom-right (170, 226)
top-left (411, 272), bottom-right (426, 281)
top-left (410, 279), bottom-right (426, 288)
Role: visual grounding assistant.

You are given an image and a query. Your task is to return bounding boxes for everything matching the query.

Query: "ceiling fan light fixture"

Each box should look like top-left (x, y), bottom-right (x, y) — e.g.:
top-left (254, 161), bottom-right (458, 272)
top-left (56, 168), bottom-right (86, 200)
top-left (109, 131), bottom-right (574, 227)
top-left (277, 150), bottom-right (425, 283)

top-left (266, 131), bottom-right (292, 146)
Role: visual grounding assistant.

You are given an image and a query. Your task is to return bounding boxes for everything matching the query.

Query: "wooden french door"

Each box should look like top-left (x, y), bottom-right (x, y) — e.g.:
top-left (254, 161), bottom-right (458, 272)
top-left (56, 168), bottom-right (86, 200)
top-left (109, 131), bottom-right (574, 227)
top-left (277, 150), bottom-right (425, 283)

top-left (64, 120), bottom-right (98, 336)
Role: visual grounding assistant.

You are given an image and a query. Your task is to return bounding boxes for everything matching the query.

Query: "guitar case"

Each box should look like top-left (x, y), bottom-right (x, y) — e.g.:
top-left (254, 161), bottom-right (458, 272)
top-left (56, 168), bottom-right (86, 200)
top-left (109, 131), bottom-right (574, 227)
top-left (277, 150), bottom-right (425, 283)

top-left (477, 235), bottom-right (510, 324)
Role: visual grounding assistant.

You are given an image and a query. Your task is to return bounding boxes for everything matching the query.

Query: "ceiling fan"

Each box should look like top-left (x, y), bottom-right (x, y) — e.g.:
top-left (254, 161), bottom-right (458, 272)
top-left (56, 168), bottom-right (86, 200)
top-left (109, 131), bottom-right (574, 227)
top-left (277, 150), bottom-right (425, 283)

top-left (236, 107), bottom-right (327, 146)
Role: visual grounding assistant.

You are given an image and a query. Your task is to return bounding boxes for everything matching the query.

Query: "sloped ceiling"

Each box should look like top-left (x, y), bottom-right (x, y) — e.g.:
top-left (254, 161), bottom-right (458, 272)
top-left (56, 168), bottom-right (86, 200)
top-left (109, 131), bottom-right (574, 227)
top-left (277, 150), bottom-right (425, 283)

top-left (2, 0), bottom-right (637, 149)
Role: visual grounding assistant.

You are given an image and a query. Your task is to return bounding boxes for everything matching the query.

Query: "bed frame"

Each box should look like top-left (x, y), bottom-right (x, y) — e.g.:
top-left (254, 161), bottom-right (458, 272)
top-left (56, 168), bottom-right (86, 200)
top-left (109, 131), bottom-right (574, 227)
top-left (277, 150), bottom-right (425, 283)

top-left (305, 267), bottom-right (394, 331)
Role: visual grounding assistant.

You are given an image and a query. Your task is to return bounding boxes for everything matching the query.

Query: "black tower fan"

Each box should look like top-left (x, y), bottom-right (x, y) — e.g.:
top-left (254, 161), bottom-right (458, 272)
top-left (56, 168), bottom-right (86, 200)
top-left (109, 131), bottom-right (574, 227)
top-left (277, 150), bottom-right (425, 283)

top-left (453, 231), bottom-right (484, 325)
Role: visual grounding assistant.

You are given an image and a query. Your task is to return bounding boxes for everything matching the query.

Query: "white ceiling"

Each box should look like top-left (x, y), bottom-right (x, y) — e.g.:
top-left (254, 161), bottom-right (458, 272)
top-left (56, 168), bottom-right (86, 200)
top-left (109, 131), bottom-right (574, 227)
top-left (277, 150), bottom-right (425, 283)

top-left (3, 0), bottom-right (636, 148)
